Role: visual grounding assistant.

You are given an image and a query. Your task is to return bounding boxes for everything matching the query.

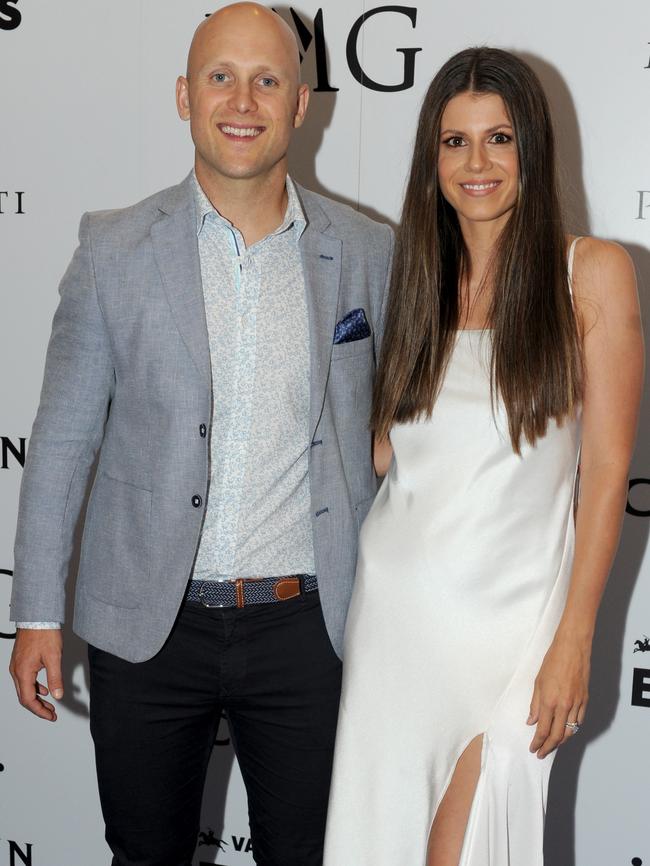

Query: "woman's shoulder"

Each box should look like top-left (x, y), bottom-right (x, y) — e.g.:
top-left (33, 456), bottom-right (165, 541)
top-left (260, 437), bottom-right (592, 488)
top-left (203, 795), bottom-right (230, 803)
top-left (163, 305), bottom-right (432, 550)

top-left (567, 234), bottom-right (634, 276)
top-left (565, 234), bottom-right (639, 332)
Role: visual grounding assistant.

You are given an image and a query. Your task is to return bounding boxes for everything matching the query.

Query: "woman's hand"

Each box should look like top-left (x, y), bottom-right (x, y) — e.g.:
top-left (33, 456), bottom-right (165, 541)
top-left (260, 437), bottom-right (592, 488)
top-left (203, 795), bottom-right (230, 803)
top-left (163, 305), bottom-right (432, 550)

top-left (527, 631), bottom-right (590, 759)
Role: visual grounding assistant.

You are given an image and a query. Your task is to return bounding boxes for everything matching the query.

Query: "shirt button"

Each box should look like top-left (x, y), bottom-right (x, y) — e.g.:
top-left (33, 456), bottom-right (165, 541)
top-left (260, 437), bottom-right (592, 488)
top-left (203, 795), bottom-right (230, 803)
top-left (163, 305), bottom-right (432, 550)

top-left (191, 495), bottom-right (202, 508)
top-left (199, 424), bottom-right (207, 438)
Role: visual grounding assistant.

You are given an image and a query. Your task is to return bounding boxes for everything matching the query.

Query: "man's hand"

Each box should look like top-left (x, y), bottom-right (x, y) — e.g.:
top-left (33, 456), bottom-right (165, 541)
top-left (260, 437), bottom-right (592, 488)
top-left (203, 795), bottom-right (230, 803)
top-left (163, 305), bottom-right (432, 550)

top-left (9, 629), bottom-right (64, 721)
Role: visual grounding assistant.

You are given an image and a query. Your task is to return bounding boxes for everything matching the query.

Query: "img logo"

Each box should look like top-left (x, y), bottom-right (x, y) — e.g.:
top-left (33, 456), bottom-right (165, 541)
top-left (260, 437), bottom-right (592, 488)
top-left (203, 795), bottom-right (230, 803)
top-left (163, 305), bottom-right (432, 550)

top-left (0, 0), bottom-right (21, 31)
top-left (204, 5), bottom-right (422, 93)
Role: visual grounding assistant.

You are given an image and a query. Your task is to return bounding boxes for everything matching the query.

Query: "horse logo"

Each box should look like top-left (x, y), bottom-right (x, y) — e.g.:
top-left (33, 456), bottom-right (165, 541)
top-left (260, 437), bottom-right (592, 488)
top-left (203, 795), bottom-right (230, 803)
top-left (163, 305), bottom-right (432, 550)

top-left (198, 828), bottom-right (228, 851)
top-left (633, 636), bottom-right (650, 654)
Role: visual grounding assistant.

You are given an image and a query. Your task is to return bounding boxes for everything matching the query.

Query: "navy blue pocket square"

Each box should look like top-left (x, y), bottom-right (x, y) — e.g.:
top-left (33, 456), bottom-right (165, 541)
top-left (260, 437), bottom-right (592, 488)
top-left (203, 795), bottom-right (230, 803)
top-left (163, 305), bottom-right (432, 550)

top-left (333, 308), bottom-right (371, 344)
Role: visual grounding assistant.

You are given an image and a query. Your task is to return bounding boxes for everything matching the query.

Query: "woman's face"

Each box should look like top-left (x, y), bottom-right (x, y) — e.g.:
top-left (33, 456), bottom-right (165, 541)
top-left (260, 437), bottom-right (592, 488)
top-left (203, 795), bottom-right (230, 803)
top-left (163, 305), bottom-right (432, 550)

top-left (437, 91), bottom-right (519, 231)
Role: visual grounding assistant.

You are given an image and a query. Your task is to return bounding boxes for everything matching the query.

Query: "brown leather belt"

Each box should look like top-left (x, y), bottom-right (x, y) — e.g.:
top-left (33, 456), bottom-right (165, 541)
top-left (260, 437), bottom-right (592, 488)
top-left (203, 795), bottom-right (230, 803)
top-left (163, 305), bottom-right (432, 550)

top-left (186, 574), bottom-right (318, 609)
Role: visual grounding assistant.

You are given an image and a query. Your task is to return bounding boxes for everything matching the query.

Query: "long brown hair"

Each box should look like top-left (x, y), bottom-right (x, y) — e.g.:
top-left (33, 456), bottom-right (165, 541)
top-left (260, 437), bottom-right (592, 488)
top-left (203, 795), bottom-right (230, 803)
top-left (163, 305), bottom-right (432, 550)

top-left (372, 47), bottom-right (582, 452)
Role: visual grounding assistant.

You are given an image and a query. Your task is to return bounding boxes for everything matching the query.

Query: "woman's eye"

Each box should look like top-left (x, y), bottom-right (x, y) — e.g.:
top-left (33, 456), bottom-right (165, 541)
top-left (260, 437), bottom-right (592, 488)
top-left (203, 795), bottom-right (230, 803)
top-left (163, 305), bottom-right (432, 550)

top-left (491, 132), bottom-right (512, 144)
top-left (444, 136), bottom-right (465, 148)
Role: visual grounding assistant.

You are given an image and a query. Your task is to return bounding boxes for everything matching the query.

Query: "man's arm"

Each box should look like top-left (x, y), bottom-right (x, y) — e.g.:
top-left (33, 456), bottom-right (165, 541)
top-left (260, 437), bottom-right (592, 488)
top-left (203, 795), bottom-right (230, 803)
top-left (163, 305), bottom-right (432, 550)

top-left (9, 212), bottom-right (115, 719)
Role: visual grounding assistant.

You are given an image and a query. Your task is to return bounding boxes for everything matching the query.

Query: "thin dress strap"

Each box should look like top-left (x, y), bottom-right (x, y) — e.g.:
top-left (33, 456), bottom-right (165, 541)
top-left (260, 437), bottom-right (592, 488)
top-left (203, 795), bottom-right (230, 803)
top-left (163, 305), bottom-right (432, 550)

top-left (568, 235), bottom-right (583, 500)
top-left (567, 236), bottom-right (583, 299)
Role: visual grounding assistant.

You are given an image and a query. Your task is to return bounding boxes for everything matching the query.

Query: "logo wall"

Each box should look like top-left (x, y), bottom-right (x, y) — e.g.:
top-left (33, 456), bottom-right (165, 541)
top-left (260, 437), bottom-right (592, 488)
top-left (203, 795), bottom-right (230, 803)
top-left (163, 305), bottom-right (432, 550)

top-left (198, 830), bottom-right (253, 864)
top-left (1, 438), bottom-right (26, 470)
top-left (635, 191), bottom-right (650, 220)
top-left (626, 479), bottom-right (650, 517)
top-left (0, 841), bottom-right (34, 865)
top-left (0, 193), bottom-right (25, 215)
top-left (0, 0), bottom-right (20, 31)
top-left (632, 665), bottom-right (650, 707)
top-left (204, 5), bottom-right (423, 92)
top-left (626, 44), bottom-right (650, 848)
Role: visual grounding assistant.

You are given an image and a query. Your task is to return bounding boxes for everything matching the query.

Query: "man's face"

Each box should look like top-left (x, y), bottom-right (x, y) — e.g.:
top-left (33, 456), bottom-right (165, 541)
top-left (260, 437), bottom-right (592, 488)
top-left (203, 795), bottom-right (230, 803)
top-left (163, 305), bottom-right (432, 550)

top-left (176, 10), bottom-right (309, 186)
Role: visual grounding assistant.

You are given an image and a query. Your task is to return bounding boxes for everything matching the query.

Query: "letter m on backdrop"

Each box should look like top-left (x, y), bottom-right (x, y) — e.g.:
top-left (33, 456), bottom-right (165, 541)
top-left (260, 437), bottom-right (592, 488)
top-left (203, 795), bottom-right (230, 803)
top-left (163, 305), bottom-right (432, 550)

top-left (272, 7), bottom-right (339, 91)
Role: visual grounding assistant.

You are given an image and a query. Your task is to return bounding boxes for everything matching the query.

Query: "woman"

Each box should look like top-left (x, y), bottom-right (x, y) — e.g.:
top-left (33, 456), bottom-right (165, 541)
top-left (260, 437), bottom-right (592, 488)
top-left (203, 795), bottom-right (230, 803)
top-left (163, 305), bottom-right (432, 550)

top-left (323, 48), bottom-right (643, 866)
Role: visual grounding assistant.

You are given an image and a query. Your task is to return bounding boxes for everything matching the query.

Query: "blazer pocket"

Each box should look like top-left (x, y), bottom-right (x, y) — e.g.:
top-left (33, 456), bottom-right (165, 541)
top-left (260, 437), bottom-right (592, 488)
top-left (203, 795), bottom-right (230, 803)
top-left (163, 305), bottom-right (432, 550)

top-left (79, 473), bottom-right (152, 609)
top-left (331, 335), bottom-right (372, 361)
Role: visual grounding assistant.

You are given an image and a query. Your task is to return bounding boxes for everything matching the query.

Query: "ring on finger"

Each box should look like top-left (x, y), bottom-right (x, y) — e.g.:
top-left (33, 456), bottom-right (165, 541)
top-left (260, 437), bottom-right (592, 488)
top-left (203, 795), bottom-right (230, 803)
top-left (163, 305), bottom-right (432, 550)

top-left (564, 721), bottom-right (581, 734)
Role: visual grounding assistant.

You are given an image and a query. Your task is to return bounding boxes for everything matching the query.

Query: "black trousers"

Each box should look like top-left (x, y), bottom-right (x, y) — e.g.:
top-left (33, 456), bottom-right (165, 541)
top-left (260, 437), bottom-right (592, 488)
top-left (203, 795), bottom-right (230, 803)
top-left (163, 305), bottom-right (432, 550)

top-left (88, 590), bottom-right (342, 866)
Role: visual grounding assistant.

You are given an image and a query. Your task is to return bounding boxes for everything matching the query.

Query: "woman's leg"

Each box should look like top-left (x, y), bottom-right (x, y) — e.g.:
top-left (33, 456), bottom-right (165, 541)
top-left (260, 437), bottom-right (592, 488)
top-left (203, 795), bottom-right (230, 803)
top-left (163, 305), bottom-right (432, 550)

top-left (426, 735), bottom-right (483, 866)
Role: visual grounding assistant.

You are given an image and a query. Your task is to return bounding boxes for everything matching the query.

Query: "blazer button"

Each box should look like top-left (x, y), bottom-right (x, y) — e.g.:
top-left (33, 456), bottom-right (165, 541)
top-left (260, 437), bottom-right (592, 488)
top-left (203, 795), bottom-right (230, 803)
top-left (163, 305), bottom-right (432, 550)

top-left (199, 424), bottom-right (207, 438)
top-left (192, 494), bottom-right (202, 508)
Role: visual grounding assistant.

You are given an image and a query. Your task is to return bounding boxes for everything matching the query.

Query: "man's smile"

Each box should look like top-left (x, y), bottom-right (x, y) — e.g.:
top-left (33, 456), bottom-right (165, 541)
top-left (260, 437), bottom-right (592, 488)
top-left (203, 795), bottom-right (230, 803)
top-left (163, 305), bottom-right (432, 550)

top-left (218, 123), bottom-right (265, 139)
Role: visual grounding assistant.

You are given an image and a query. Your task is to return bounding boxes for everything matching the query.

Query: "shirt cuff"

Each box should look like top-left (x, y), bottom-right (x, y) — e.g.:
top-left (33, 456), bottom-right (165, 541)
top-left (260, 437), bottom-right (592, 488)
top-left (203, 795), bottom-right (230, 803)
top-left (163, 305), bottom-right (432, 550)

top-left (16, 622), bottom-right (62, 629)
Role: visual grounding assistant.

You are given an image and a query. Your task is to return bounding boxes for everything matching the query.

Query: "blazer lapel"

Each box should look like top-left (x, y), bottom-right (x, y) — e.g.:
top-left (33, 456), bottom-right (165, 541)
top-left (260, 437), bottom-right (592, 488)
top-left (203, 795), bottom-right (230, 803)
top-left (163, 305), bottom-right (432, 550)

top-left (150, 175), bottom-right (211, 384)
top-left (297, 188), bottom-right (343, 439)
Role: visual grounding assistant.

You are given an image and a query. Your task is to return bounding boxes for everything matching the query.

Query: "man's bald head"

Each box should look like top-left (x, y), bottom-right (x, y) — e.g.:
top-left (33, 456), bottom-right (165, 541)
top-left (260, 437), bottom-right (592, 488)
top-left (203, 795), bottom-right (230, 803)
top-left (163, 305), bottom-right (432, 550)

top-left (175, 1), bottom-right (309, 192)
top-left (187, 3), bottom-right (301, 84)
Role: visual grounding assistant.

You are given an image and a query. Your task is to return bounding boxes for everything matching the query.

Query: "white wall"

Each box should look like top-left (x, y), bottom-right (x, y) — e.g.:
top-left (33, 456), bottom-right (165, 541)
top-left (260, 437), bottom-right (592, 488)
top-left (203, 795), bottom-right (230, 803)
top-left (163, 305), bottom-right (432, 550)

top-left (1, 2), bottom-right (649, 864)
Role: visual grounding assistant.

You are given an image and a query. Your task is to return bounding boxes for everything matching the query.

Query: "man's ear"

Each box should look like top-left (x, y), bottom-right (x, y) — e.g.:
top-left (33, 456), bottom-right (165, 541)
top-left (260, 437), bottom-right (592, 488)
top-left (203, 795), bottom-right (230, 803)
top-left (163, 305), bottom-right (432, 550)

top-left (176, 76), bottom-right (191, 121)
top-left (293, 83), bottom-right (310, 129)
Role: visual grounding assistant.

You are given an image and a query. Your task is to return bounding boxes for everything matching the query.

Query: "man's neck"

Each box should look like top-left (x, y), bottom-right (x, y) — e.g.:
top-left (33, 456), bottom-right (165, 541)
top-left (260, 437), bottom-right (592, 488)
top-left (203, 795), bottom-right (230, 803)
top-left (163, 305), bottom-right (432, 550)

top-left (195, 161), bottom-right (290, 247)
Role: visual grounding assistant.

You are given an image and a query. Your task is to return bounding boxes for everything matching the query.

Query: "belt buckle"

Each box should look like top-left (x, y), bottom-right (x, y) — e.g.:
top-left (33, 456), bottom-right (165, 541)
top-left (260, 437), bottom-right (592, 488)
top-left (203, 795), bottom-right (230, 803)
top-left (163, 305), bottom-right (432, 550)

top-left (197, 581), bottom-right (228, 609)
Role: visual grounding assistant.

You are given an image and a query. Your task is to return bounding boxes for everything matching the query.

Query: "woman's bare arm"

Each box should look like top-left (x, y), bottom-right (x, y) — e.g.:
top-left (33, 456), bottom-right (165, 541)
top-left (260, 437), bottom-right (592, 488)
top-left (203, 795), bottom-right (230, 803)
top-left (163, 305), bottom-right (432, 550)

top-left (373, 435), bottom-right (394, 477)
top-left (529, 238), bottom-right (644, 757)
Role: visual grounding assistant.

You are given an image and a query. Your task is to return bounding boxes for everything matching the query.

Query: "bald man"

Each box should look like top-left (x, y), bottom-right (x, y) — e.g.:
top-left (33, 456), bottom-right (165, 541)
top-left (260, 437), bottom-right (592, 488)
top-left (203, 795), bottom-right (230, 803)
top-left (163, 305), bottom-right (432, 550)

top-left (9, 4), bottom-right (393, 865)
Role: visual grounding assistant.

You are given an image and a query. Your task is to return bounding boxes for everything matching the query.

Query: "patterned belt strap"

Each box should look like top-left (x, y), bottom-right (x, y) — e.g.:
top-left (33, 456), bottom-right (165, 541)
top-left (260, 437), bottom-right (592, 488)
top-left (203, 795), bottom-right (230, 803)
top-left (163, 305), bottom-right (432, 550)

top-left (186, 574), bottom-right (318, 609)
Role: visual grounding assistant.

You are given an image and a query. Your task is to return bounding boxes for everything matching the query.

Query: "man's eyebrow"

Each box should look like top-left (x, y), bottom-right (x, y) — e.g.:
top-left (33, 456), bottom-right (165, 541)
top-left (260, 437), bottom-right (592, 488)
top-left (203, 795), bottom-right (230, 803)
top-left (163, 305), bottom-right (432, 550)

top-left (200, 60), bottom-right (287, 74)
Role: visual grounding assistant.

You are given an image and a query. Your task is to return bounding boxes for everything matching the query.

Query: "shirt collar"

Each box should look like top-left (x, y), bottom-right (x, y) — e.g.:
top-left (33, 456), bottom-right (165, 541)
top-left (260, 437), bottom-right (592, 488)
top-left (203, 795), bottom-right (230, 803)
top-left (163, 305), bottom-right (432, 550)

top-left (192, 171), bottom-right (306, 241)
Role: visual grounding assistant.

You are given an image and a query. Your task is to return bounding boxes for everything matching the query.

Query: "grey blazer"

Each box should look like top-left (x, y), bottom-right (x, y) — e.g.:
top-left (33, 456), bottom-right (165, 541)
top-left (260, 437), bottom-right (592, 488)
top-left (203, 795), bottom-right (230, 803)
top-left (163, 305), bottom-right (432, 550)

top-left (10, 174), bottom-right (394, 662)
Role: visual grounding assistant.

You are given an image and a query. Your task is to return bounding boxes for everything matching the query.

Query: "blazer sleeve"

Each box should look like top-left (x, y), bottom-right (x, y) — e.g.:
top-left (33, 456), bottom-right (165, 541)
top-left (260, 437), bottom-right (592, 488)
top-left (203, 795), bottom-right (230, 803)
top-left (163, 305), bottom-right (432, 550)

top-left (10, 213), bottom-right (115, 623)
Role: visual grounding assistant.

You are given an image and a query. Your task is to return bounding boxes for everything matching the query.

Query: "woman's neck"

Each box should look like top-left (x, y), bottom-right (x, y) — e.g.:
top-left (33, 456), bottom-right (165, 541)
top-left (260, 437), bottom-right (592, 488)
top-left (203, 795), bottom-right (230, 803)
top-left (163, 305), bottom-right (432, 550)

top-left (457, 214), bottom-right (508, 327)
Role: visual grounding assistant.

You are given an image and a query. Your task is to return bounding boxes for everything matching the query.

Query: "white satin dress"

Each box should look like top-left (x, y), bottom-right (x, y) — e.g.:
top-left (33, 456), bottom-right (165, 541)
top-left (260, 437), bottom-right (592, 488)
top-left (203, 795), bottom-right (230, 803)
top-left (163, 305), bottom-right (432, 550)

top-left (323, 247), bottom-right (582, 866)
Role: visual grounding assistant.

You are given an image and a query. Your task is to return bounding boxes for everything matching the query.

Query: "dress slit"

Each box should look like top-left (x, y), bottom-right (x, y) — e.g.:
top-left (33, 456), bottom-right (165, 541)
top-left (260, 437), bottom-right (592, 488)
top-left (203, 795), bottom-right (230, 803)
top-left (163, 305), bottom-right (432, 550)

top-left (425, 733), bottom-right (485, 866)
top-left (457, 734), bottom-right (490, 866)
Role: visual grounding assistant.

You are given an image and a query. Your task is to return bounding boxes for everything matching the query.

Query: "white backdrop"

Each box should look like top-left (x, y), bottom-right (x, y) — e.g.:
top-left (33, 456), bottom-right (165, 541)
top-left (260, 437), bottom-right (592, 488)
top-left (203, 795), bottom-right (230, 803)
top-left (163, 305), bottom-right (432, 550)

top-left (1, 2), bottom-right (649, 864)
